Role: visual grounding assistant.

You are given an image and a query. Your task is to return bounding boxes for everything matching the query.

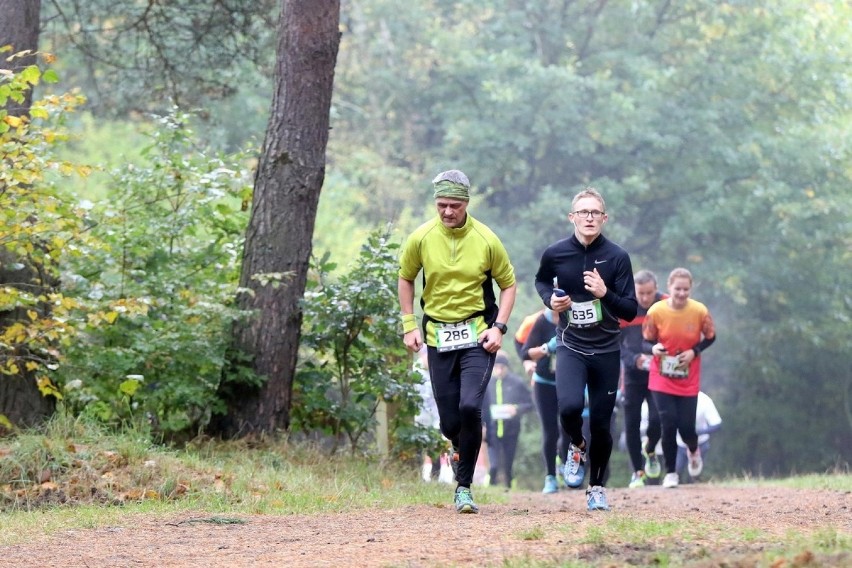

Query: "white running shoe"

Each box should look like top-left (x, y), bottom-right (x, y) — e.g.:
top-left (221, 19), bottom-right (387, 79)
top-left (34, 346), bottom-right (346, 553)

top-left (687, 447), bottom-right (704, 478)
top-left (662, 472), bottom-right (679, 488)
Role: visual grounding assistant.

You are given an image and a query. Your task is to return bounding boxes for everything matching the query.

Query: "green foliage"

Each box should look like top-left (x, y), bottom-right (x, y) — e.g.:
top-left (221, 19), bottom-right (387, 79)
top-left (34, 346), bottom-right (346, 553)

top-left (294, 228), bottom-right (428, 458)
top-left (0, 55), bottom-right (105, 412)
top-left (54, 109), bottom-right (255, 438)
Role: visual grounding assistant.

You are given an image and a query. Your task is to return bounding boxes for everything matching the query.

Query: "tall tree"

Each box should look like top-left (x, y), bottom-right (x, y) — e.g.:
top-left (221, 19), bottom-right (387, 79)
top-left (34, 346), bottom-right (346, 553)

top-left (1, 0), bottom-right (56, 430)
top-left (41, 0), bottom-right (277, 119)
top-left (0, 0), bottom-right (41, 117)
top-left (210, 0), bottom-right (341, 437)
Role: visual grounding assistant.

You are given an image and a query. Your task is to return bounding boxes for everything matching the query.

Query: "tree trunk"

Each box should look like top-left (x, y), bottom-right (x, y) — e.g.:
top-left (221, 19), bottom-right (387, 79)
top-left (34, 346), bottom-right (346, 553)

top-left (210, 0), bottom-right (340, 438)
top-left (0, 0), bottom-right (54, 434)
top-left (0, 0), bottom-right (41, 117)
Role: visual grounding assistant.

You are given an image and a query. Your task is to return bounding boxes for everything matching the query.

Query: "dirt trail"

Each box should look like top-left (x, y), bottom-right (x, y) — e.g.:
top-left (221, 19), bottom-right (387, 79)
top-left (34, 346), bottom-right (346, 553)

top-left (2, 484), bottom-right (850, 567)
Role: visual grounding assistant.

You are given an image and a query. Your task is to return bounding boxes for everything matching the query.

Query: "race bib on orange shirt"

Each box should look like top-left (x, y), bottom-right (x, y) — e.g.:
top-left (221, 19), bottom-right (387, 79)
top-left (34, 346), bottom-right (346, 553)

top-left (660, 355), bottom-right (689, 379)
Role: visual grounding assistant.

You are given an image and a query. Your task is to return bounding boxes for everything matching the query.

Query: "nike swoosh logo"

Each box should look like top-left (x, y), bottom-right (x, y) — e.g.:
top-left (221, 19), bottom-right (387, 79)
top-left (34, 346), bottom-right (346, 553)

top-left (594, 259), bottom-right (607, 264)
top-left (608, 390), bottom-right (617, 395)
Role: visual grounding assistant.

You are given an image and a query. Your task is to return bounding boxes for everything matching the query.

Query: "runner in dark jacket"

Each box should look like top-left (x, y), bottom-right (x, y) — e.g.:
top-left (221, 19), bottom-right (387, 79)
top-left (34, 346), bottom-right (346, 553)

top-left (619, 269), bottom-right (666, 488)
top-left (533, 187), bottom-right (637, 511)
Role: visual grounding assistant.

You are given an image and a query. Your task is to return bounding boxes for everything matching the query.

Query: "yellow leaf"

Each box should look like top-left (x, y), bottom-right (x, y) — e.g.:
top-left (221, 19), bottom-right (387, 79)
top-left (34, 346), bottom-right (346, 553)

top-left (37, 376), bottom-right (63, 399)
top-left (105, 311), bottom-right (119, 324)
top-left (0, 415), bottom-right (14, 430)
top-left (2, 322), bottom-right (27, 343)
top-left (25, 361), bottom-right (39, 372)
top-left (3, 115), bottom-right (22, 127)
top-left (29, 107), bottom-right (49, 119)
top-left (119, 379), bottom-right (141, 397)
top-left (76, 165), bottom-right (94, 177)
top-left (27, 309), bottom-right (38, 321)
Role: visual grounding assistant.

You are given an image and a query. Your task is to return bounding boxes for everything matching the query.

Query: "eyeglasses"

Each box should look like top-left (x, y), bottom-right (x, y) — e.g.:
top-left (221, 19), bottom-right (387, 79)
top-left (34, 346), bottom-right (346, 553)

top-left (571, 210), bottom-right (605, 219)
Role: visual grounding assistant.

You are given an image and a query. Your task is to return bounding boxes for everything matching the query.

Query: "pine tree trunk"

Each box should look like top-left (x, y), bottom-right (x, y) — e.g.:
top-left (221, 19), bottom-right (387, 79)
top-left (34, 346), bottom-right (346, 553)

top-left (0, 0), bottom-right (41, 116)
top-left (210, 0), bottom-right (341, 437)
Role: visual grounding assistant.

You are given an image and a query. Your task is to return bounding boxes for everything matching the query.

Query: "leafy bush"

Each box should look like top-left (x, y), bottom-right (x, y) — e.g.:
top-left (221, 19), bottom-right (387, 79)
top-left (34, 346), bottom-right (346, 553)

top-left (294, 228), bottom-right (434, 458)
top-left (0, 53), bottom-right (107, 427)
top-left (55, 110), bottom-right (255, 438)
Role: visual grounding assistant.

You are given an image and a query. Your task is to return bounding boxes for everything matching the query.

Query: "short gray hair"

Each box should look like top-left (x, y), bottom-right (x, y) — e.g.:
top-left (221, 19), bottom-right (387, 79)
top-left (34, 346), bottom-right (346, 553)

top-left (634, 270), bottom-right (657, 286)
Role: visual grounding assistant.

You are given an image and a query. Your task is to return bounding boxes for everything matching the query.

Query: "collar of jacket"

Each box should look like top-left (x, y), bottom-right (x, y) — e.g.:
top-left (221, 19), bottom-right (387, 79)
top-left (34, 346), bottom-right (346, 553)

top-left (569, 232), bottom-right (606, 250)
top-left (436, 212), bottom-right (474, 237)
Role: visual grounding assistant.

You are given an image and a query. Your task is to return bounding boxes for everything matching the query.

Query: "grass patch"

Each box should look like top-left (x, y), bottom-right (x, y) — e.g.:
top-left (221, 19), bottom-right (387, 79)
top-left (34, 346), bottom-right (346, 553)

top-left (518, 525), bottom-right (546, 541)
top-left (724, 471), bottom-right (852, 491)
top-left (0, 415), bottom-right (513, 544)
top-left (1, 414), bottom-right (850, 568)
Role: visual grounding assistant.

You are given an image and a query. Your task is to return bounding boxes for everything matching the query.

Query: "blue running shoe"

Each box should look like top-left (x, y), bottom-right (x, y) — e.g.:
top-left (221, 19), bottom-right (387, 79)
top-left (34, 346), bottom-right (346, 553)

top-left (542, 475), bottom-right (558, 494)
top-left (586, 485), bottom-right (610, 511)
top-left (454, 486), bottom-right (478, 514)
top-left (563, 443), bottom-right (586, 488)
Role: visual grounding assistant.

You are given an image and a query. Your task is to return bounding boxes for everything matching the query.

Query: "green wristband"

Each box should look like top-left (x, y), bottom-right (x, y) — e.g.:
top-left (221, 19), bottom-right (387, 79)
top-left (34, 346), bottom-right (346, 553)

top-left (401, 314), bottom-right (417, 334)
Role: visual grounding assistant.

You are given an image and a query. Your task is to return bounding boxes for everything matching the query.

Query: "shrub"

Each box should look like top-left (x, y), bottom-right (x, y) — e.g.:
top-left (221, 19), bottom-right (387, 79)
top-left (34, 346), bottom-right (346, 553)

top-left (55, 109), bottom-right (255, 438)
top-left (294, 228), bottom-right (434, 459)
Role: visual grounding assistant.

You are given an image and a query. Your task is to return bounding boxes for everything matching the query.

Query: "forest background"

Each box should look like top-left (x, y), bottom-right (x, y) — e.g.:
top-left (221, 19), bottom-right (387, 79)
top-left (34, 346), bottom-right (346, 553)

top-left (1, 0), bottom-right (850, 490)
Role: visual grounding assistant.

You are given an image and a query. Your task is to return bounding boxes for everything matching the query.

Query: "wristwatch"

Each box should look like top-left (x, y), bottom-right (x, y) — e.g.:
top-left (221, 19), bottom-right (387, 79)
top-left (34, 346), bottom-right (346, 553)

top-left (492, 322), bottom-right (508, 334)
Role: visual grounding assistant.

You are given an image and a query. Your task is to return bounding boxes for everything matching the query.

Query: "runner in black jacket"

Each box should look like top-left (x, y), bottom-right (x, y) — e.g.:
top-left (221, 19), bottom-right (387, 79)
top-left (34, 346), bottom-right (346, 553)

top-left (533, 188), bottom-right (637, 511)
top-left (619, 269), bottom-right (666, 488)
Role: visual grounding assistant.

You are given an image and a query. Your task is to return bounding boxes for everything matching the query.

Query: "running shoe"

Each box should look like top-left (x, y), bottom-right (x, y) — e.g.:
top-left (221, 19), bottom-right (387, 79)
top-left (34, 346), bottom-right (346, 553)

top-left (454, 486), bottom-right (479, 514)
top-left (643, 450), bottom-right (661, 479)
top-left (563, 443), bottom-right (586, 488)
top-left (586, 486), bottom-right (610, 511)
top-left (628, 472), bottom-right (647, 489)
top-left (542, 475), bottom-right (558, 494)
top-left (687, 447), bottom-right (703, 478)
top-left (662, 472), bottom-right (679, 488)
